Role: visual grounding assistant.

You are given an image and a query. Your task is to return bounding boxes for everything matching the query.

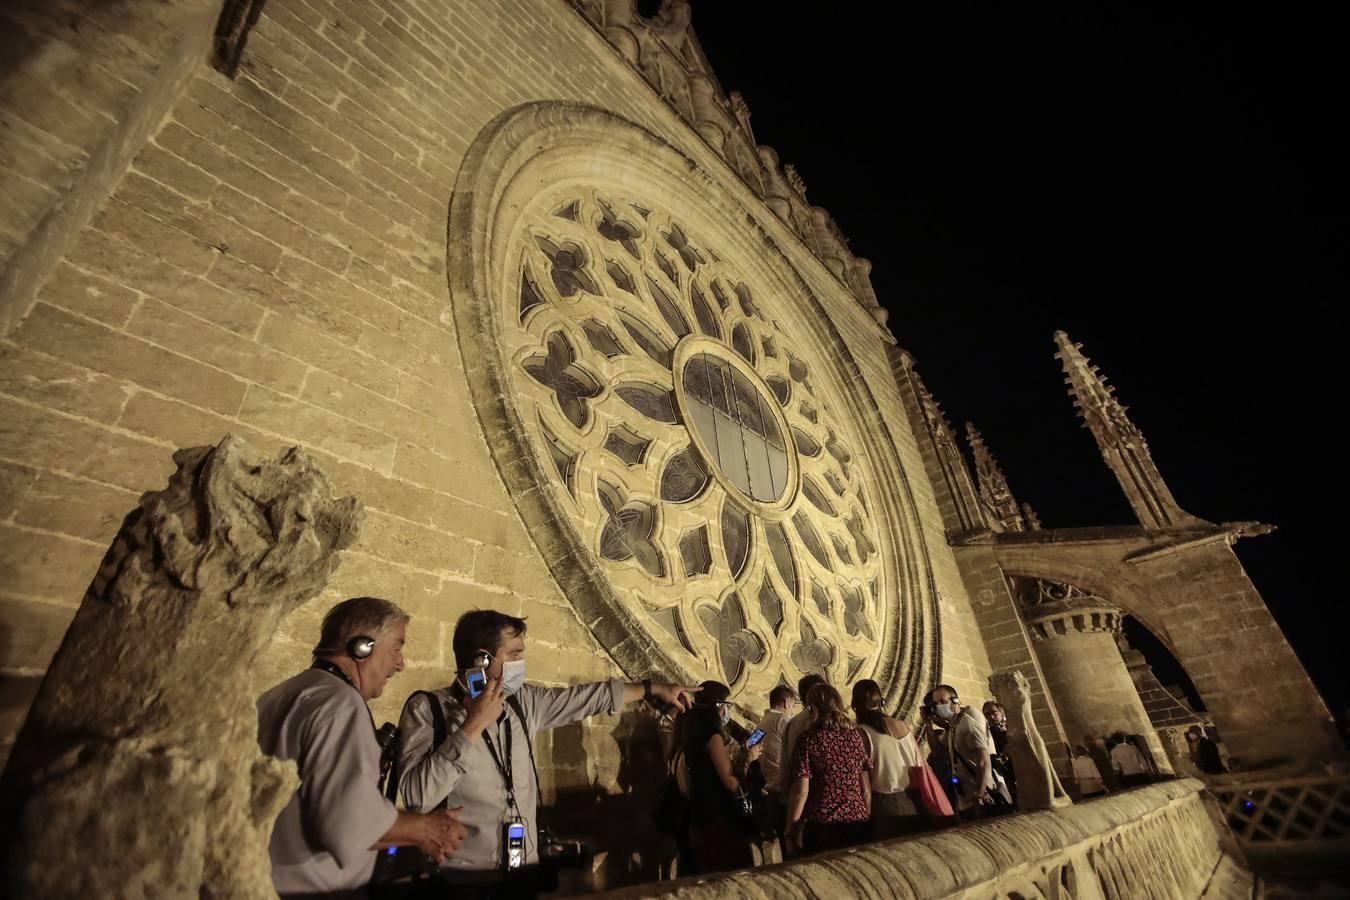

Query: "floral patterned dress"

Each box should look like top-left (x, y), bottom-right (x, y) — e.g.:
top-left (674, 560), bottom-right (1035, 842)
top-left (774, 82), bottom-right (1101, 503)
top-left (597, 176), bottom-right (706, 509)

top-left (793, 726), bottom-right (872, 823)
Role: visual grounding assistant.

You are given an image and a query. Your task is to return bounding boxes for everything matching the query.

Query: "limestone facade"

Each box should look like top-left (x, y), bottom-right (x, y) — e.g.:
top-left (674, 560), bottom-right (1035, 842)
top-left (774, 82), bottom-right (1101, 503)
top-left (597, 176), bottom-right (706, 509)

top-left (0, 0), bottom-right (986, 789)
top-left (0, 0), bottom-right (1341, 892)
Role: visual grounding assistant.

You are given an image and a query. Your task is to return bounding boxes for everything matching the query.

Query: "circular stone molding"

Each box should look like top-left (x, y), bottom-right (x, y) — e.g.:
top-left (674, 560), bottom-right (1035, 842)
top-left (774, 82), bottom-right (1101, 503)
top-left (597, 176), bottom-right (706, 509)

top-left (448, 102), bottom-right (938, 710)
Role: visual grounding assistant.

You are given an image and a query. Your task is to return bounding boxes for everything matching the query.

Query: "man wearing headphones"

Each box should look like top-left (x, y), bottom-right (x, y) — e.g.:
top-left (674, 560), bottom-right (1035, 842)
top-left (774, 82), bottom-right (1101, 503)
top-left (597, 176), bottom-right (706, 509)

top-left (394, 609), bottom-right (700, 898)
top-left (930, 684), bottom-right (1009, 817)
top-left (257, 597), bottom-right (468, 897)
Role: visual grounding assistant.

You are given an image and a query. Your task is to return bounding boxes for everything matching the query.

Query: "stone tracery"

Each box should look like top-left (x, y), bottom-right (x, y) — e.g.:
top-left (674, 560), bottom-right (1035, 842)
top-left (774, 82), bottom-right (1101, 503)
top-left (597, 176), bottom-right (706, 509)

top-left (505, 190), bottom-right (887, 697)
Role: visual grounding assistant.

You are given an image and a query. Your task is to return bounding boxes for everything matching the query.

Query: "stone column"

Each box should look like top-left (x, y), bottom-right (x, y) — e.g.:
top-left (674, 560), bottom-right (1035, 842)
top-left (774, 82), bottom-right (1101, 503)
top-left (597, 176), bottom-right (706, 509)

top-left (1021, 580), bottom-right (1173, 775)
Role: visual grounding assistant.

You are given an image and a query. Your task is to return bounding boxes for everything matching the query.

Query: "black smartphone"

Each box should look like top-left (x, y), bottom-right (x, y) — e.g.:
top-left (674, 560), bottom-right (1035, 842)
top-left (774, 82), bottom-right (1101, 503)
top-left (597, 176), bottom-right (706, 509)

top-left (746, 727), bottom-right (766, 747)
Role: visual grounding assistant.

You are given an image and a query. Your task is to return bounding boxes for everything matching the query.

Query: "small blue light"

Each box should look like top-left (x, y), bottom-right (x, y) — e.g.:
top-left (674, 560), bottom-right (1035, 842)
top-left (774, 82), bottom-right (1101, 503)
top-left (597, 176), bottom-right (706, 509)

top-left (1243, 801), bottom-right (1254, 810)
top-left (386, 847), bottom-right (398, 856)
top-left (951, 777), bottom-right (958, 784)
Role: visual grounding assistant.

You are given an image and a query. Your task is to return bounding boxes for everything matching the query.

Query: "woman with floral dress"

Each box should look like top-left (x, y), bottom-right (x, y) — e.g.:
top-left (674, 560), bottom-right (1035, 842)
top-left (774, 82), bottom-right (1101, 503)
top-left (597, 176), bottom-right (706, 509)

top-left (785, 683), bottom-right (872, 855)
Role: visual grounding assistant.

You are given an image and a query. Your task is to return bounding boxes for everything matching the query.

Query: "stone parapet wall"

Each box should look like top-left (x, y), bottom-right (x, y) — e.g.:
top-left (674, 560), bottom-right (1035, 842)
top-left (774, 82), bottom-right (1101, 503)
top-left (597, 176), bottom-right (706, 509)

top-left (595, 779), bottom-right (1247, 899)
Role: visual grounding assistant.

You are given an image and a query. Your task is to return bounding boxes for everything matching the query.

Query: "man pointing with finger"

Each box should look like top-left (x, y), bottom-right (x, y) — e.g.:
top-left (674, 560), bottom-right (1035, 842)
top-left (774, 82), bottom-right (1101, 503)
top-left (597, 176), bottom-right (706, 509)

top-left (395, 609), bottom-right (699, 899)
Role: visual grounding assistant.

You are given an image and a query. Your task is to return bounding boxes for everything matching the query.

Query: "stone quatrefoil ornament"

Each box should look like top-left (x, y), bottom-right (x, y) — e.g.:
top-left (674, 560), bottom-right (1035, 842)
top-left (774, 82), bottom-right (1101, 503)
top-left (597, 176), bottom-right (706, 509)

top-left (505, 190), bottom-right (889, 699)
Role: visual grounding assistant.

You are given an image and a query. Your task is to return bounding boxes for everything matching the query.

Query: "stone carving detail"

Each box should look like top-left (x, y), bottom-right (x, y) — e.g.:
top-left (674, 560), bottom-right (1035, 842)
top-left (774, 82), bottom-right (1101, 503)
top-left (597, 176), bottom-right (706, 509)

top-left (894, 351), bottom-right (984, 533)
top-left (507, 190), bottom-right (886, 698)
top-left (989, 669), bottom-right (1072, 811)
top-left (965, 422), bottom-right (1027, 532)
top-left (1030, 580), bottom-right (1090, 605)
top-left (566, 1), bottom-right (890, 330)
top-left (0, 435), bottom-right (362, 899)
top-left (1017, 578), bottom-right (1124, 641)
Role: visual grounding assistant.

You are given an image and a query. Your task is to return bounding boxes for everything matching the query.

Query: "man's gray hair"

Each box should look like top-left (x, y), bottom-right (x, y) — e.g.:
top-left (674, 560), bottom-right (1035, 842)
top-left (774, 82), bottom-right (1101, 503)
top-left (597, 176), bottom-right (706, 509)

top-left (315, 596), bottom-right (409, 656)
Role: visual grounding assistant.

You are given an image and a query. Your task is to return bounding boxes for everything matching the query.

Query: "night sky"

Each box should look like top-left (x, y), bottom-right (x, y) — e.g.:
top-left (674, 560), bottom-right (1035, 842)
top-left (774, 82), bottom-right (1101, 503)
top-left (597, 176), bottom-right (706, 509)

top-left (689, 6), bottom-right (1344, 717)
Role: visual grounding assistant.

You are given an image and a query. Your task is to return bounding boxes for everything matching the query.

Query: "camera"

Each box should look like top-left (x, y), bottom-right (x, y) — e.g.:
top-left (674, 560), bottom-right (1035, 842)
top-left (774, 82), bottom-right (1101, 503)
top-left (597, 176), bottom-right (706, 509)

top-left (537, 826), bottom-right (586, 869)
top-left (375, 722), bottom-right (400, 787)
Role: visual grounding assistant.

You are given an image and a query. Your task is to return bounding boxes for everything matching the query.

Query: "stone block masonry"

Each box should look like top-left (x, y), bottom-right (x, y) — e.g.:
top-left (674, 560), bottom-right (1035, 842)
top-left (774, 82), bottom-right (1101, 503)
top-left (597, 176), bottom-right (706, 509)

top-left (0, 0), bottom-right (994, 770)
top-left (0, 22), bottom-right (1001, 899)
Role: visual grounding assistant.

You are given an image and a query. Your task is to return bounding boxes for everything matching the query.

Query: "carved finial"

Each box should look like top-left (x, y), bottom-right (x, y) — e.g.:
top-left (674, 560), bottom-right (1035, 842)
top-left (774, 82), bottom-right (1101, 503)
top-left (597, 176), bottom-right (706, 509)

top-left (784, 164), bottom-right (807, 198)
top-left (647, 0), bottom-right (691, 33)
top-left (893, 355), bottom-right (983, 533)
top-left (1053, 331), bottom-right (1201, 529)
top-left (729, 90), bottom-right (753, 133)
top-left (965, 422), bottom-right (1026, 532)
top-left (1021, 502), bottom-right (1042, 531)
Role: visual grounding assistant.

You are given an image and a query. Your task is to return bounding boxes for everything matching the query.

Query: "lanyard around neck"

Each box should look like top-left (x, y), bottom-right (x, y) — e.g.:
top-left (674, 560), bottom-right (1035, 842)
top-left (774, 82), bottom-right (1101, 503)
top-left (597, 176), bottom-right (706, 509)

top-left (482, 712), bottom-right (519, 813)
top-left (311, 659), bottom-right (376, 733)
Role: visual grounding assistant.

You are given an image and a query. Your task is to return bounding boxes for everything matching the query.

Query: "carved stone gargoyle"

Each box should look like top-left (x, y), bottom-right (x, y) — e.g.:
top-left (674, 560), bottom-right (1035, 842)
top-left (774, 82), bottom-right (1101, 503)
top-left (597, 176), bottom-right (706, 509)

top-left (1, 435), bottom-right (363, 899)
top-left (989, 668), bottom-right (1073, 811)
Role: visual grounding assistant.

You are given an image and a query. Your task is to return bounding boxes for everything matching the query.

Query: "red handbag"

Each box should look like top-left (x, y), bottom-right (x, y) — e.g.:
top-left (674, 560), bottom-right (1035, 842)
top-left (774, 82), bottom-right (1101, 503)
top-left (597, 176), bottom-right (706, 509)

top-left (907, 762), bottom-right (960, 829)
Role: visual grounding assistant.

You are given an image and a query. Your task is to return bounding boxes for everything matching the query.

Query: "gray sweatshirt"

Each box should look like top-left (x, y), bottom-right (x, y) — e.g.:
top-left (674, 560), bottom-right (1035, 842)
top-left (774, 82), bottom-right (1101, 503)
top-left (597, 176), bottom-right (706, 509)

top-left (396, 678), bottom-right (623, 873)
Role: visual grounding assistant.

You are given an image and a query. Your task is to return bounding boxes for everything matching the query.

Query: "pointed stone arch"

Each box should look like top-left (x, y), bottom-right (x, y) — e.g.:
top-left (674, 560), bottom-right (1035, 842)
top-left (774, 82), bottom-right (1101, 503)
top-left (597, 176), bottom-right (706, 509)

top-left (959, 524), bottom-right (1343, 767)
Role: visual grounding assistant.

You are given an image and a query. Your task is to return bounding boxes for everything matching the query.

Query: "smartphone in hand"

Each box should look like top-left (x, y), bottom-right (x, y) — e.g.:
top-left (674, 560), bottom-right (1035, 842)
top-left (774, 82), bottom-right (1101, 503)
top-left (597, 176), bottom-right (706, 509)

top-left (746, 728), bottom-right (766, 747)
top-left (465, 667), bottom-right (487, 698)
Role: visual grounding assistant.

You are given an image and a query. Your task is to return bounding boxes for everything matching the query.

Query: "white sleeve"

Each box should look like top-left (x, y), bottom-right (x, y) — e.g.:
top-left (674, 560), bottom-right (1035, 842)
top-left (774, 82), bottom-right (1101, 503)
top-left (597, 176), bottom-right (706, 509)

top-left (518, 680), bottom-right (624, 733)
top-left (298, 696), bottom-right (397, 868)
top-left (396, 692), bottom-right (472, 813)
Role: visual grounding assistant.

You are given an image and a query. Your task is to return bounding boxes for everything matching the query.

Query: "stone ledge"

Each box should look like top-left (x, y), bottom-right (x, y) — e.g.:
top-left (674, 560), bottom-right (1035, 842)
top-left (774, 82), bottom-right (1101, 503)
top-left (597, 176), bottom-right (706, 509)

top-left (596, 779), bottom-right (1242, 899)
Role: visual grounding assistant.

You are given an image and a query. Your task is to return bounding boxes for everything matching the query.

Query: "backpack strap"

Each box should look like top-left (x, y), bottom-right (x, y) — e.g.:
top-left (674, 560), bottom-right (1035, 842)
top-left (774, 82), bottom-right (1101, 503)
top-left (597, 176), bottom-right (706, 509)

top-left (383, 690), bottom-right (449, 804)
top-left (505, 694), bottom-right (541, 796)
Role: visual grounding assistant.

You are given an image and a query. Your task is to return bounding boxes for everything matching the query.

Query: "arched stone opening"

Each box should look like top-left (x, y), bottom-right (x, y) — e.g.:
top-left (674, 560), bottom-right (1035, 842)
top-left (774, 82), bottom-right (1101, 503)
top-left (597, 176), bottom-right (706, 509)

top-left (1008, 575), bottom-right (1172, 776)
top-left (988, 533), bottom-right (1344, 768)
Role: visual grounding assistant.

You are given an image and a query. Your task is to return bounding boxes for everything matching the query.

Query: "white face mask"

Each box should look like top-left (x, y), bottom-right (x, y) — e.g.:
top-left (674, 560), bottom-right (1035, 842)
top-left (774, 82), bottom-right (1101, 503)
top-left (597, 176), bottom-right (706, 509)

top-left (719, 706), bottom-right (731, 727)
top-left (934, 702), bottom-right (956, 720)
top-left (498, 658), bottom-right (527, 695)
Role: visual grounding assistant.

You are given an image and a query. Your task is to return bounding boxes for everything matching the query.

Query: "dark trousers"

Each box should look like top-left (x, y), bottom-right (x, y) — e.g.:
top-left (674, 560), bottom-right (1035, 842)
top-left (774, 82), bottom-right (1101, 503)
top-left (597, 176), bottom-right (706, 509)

top-left (802, 820), bottom-right (869, 855)
top-left (690, 817), bottom-right (754, 874)
top-left (1120, 773), bottom-right (1151, 788)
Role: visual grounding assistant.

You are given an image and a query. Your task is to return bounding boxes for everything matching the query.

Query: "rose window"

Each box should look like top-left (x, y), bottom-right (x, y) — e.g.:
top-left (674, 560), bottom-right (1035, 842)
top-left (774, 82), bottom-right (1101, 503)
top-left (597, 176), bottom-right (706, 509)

top-left (505, 191), bottom-right (886, 698)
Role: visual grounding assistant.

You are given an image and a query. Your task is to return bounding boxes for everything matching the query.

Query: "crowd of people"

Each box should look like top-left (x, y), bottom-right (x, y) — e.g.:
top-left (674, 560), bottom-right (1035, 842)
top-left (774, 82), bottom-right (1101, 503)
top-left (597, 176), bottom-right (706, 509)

top-left (252, 594), bottom-right (1187, 897)
top-left (656, 674), bottom-right (1187, 877)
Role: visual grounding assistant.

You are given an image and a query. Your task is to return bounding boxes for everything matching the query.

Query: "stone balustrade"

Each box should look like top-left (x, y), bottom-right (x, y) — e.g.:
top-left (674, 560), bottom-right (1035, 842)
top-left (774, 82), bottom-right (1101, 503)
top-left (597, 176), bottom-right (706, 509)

top-left (595, 779), bottom-right (1249, 899)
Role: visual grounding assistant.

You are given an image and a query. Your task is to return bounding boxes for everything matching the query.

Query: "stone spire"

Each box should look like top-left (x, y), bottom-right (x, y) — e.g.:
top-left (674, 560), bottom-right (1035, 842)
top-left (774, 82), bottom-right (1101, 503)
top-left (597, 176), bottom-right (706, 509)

top-left (1054, 331), bottom-right (1200, 529)
top-left (890, 350), bottom-right (985, 534)
top-left (965, 422), bottom-right (1026, 532)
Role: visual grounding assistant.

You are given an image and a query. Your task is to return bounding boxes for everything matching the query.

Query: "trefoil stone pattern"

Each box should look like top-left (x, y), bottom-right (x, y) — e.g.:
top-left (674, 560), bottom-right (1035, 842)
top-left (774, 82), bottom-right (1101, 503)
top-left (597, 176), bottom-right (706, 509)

top-left (505, 190), bottom-right (886, 697)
